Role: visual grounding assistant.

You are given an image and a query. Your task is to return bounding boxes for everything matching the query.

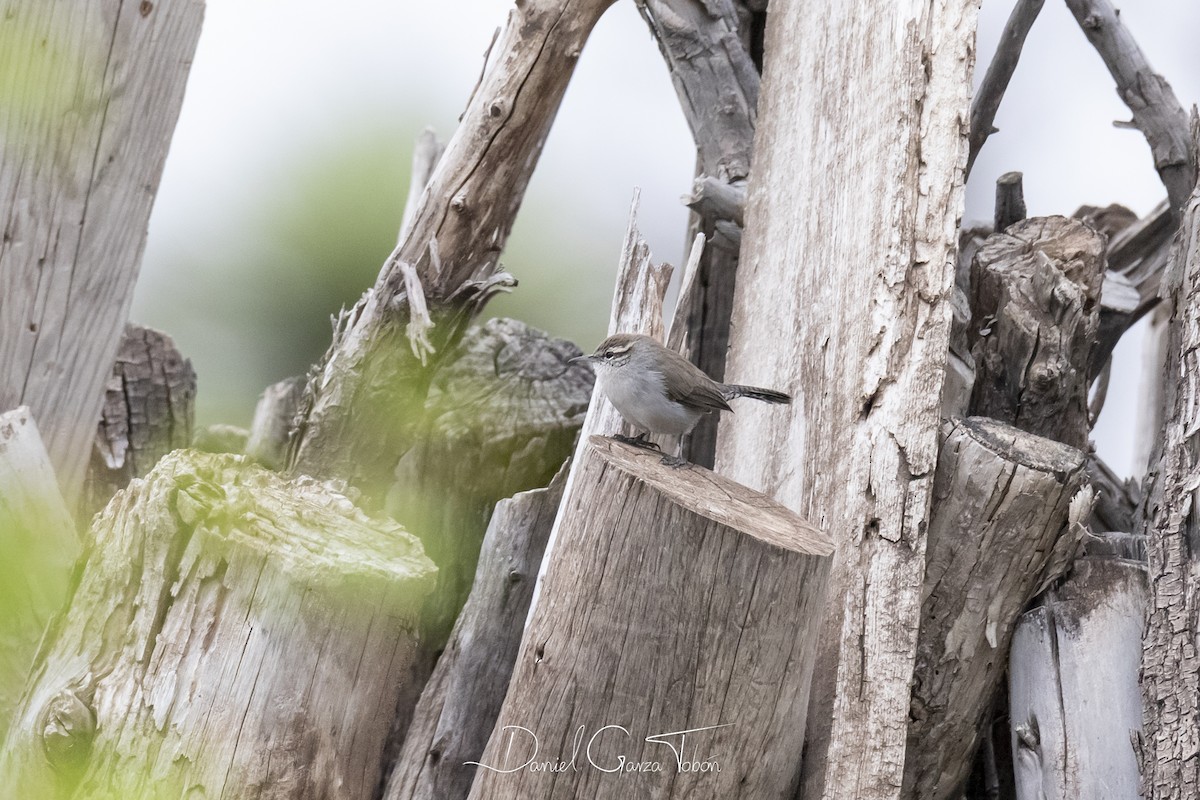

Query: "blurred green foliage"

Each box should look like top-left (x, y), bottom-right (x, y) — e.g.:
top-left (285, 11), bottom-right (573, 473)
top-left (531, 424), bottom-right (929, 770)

top-left (135, 119), bottom-right (613, 430)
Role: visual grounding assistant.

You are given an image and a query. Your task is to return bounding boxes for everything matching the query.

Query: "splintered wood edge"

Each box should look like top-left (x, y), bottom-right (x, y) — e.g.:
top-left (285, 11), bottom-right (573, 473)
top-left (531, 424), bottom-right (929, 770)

top-left (587, 436), bottom-right (832, 557)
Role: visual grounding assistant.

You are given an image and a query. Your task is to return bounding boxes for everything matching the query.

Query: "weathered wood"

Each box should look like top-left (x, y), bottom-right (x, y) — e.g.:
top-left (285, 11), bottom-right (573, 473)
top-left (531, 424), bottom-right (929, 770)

top-left (385, 467), bottom-right (566, 800)
top-left (967, 0), bottom-right (1045, 174)
top-left (0, 408), bottom-right (78, 742)
top-left (1065, 0), bottom-right (1195, 216)
top-left (1139, 166), bottom-right (1200, 799)
top-left (1009, 556), bottom-right (1147, 799)
top-left (712, 3), bottom-right (976, 798)
top-left (83, 323), bottom-right (196, 515)
top-left (968, 216), bottom-right (1106, 450)
top-left (1094, 201), bottom-right (1174, 378)
top-left (0, 449), bottom-right (436, 799)
top-left (467, 436), bottom-right (832, 799)
top-left (635, 0), bottom-right (759, 467)
top-left (398, 128), bottom-right (445, 243)
top-left (0, 0), bottom-right (204, 505)
top-left (244, 375), bottom-right (305, 470)
top-left (994, 171), bottom-right (1027, 232)
top-left (904, 417), bottom-right (1088, 800)
top-left (288, 0), bottom-right (615, 501)
top-left (389, 317), bottom-right (592, 642)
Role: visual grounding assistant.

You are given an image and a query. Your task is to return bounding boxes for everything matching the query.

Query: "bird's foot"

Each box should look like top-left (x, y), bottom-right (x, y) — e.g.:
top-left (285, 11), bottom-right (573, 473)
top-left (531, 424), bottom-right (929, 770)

top-left (659, 454), bottom-right (690, 469)
top-left (613, 433), bottom-right (661, 452)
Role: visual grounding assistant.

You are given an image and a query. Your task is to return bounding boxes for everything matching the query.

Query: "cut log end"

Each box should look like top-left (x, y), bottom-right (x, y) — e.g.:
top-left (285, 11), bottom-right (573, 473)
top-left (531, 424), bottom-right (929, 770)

top-left (587, 435), bottom-right (832, 557)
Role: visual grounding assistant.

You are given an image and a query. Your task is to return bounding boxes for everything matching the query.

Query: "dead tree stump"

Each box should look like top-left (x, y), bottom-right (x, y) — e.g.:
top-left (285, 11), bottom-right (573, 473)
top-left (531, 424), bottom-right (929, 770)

top-left (0, 450), bottom-right (436, 800)
top-left (84, 323), bottom-right (196, 515)
top-left (467, 437), bottom-right (832, 799)
top-left (969, 216), bottom-right (1105, 450)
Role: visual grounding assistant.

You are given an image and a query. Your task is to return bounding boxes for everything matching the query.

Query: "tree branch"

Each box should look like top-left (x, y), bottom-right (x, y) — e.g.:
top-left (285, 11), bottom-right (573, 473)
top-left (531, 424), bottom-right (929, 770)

top-left (967, 0), bottom-right (1045, 175)
top-left (1065, 0), bottom-right (1195, 215)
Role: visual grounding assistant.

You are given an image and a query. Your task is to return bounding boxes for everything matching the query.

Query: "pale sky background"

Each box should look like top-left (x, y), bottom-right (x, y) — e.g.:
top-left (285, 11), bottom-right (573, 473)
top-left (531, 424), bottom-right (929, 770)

top-left (135, 1), bottom-right (1200, 478)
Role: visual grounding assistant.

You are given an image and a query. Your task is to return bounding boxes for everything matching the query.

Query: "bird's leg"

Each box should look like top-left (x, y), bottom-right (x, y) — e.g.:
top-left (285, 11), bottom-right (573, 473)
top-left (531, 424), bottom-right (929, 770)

top-left (659, 435), bottom-right (690, 468)
top-left (613, 430), bottom-right (661, 452)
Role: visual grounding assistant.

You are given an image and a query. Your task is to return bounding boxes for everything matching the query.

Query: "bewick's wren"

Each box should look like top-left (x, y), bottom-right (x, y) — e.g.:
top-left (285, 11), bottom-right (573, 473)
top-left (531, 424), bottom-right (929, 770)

top-left (571, 333), bottom-right (790, 446)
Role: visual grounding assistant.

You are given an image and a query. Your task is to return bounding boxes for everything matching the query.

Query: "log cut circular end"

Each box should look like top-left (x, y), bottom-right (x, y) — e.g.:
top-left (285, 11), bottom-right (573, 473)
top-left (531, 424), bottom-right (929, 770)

top-left (588, 436), bottom-right (833, 556)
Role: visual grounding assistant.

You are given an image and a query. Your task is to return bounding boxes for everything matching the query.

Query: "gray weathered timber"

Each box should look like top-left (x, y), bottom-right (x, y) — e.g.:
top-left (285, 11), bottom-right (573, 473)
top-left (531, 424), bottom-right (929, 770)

top-left (1094, 201), bottom-right (1174, 377)
top-left (712, 2), bottom-right (976, 798)
top-left (968, 216), bottom-right (1106, 450)
top-left (0, 408), bottom-right (78, 743)
top-left (903, 418), bottom-right (1087, 800)
top-left (389, 318), bottom-right (592, 642)
top-left (1139, 173), bottom-right (1200, 799)
top-left (288, 0), bottom-right (615, 501)
top-left (967, 0), bottom-right (1044, 174)
top-left (0, 0), bottom-right (204, 505)
top-left (994, 171), bottom-right (1027, 232)
top-left (0, 450), bottom-right (436, 800)
top-left (83, 324), bottom-right (196, 516)
top-left (385, 468), bottom-right (566, 800)
top-left (635, 0), bottom-right (758, 467)
top-left (467, 437), bottom-right (832, 799)
top-left (245, 375), bottom-right (305, 470)
top-left (398, 128), bottom-right (445, 243)
top-left (1009, 556), bottom-right (1147, 799)
top-left (1065, 0), bottom-right (1195, 216)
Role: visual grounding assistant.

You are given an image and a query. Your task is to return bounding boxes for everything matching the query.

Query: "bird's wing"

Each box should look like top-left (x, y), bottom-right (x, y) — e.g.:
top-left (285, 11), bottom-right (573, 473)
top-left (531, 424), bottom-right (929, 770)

top-left (666, 369), bottom-right (732, 413)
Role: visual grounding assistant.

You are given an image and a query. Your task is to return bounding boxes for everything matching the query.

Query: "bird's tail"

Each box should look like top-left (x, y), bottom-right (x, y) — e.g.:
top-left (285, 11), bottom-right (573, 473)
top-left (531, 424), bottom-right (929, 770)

top-left (723, 384), bottom-right (791, 404)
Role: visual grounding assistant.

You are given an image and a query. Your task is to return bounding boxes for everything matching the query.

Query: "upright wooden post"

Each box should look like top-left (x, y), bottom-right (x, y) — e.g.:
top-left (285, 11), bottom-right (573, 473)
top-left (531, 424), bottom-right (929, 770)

top-left (0, 0), bottom-right (204, 504)
top-left (712, 1), bottom-right (977, 798)
top-left (468, 437), bottom-right (831, 799)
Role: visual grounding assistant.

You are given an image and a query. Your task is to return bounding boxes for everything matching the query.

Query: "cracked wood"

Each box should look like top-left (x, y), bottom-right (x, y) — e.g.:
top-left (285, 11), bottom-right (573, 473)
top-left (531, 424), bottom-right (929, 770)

top-left (712, 2), bottom-right (977, 798)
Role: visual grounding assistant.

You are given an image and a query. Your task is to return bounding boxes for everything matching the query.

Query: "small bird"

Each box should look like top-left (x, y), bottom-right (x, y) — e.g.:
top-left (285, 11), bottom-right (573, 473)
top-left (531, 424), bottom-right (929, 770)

top-left (571, 333), bottom-right (790, 458)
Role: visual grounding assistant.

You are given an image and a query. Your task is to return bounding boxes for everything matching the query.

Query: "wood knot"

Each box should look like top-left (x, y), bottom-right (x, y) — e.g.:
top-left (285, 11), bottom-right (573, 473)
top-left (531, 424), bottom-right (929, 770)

top-left (488, 98), bottom-right (507, 118)
top-left (450, 193), bottom-right (469, 214)
top-left (39, 689), bottom-right (96, 771)
top-left (139, 0), bottom-right (153, 16)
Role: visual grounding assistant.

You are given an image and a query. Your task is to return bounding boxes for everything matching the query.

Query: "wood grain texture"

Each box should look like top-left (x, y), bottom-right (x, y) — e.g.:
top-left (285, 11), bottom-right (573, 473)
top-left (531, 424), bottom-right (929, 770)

top-left (385, 468), bottom-right (566, 800)
top-left (711, 2), bottom-right (977, 798)
top-left (0, 449), bottom-right (436, 800)
top-left (288, 0), bottom-right (615, 500)
top-left (0, 0), bottom-right (204, 505)
top-left (904, 417), bottom-right (1087, 800)
top-left (468, 437), bottom-right (831, 799)
top-left (1009, 557), bottom-right (1147, 800)
top-left (0, 408), bottom-right (78, 743)
top-left (83, 323), bottom-right (196, 516)
top-left (968, 216), bottom-right (1105, 450)
top-left (634, 0), bottom-right (758, 467)
top-left (1139, 171), bottom-right (1200, 799)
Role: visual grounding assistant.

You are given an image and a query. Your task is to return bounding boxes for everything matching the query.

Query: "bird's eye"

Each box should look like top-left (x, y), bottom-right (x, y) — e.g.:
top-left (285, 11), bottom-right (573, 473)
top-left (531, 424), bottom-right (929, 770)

top-left (603, 349), bottom-right (615, 359)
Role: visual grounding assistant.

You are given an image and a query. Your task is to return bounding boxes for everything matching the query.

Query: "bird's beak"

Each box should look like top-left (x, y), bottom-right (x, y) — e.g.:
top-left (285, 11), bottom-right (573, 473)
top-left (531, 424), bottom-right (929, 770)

top-left (569, 354), bottom-right (595, 365)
